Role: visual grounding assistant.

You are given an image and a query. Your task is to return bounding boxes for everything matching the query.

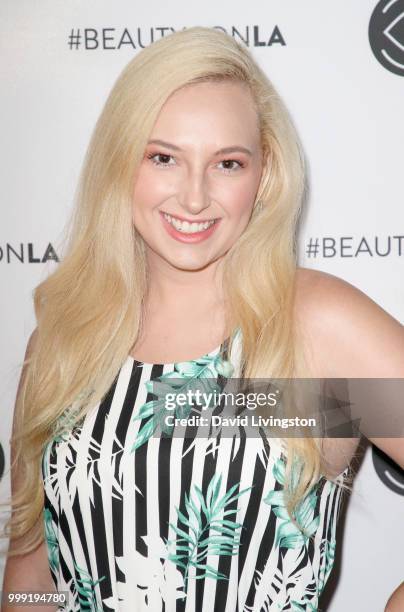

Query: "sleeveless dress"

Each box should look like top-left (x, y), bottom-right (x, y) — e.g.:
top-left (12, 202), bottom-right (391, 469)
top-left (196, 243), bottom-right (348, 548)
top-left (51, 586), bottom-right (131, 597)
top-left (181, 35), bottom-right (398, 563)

top-left (41, 329), bottom-right (348, 612)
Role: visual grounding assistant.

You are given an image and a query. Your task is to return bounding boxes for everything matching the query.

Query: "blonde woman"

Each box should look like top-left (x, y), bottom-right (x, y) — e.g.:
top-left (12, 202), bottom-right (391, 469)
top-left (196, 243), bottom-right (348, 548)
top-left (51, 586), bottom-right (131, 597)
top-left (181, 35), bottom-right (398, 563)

top-left (2, 26), bottom-right (404, 612)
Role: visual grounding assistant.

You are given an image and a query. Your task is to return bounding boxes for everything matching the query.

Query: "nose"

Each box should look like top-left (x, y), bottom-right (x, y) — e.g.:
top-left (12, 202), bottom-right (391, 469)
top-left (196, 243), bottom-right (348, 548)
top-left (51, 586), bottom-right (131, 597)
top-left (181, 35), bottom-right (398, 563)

top-left (178, 170), bottom-right (212, 217)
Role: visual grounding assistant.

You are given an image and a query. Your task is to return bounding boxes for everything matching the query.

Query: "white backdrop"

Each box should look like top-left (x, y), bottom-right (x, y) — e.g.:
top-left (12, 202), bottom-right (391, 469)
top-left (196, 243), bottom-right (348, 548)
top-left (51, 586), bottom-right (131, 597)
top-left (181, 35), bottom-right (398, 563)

top-left (1, 2), bottom-right (403, 610)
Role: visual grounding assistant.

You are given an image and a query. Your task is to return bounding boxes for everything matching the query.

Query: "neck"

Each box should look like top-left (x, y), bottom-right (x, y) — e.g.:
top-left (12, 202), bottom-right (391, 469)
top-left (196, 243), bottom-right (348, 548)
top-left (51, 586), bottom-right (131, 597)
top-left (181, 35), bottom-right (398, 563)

top-left (144, 251), bottom-right (226, 316)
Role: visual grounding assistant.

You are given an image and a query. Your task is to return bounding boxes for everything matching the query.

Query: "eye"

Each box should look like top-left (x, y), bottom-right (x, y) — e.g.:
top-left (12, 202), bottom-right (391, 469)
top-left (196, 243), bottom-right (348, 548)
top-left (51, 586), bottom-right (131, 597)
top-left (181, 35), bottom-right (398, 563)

top-left (217, 159), bottom-right (245, 174)
top-left (146, 152), bottom-right (245, 173)
top-left (146, 152), bottom-right (176, 167)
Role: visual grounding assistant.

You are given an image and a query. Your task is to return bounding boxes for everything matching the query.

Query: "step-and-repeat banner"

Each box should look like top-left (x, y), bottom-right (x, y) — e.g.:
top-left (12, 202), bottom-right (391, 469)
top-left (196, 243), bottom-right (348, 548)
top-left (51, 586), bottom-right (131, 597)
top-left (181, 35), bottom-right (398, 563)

top-left (1, 2), bottom-right (403, 610)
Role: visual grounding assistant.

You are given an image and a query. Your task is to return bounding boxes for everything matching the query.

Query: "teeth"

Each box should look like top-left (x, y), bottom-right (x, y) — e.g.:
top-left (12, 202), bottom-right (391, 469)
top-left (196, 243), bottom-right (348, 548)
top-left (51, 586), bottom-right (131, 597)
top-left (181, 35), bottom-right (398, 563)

top-left (163, 212), bottom-right (216, 233)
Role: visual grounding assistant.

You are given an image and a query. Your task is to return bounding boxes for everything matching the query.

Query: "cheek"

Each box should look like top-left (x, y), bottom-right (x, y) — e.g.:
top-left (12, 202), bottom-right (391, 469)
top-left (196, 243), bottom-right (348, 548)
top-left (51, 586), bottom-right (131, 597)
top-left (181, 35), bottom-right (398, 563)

top-left (132, 168), bottom-right (164, 217)
top-left (225, 181), bottom-right (258, 217)
top-left (133, 168), bottom-right (152, 202)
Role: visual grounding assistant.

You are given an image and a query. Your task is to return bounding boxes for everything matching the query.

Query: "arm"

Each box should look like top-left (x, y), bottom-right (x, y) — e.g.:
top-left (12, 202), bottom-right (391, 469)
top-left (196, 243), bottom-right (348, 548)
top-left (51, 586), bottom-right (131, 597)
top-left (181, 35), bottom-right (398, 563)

top-left (296, 268), bottom-right (404, 467)
top-left (2, 330), bottom-right (58, 611)
top-left (385, 581), bottom-right (404, 611)
top-left (296, 268), bottom-right (404, 611)
top-left (2, 540), bottom-right (58, 611)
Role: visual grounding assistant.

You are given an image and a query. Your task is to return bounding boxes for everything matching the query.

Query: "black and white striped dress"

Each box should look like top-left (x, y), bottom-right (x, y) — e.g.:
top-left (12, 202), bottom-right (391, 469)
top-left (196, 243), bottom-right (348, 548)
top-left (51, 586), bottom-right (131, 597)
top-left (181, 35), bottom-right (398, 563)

top-left (41, 329), bottom-right (348, 611)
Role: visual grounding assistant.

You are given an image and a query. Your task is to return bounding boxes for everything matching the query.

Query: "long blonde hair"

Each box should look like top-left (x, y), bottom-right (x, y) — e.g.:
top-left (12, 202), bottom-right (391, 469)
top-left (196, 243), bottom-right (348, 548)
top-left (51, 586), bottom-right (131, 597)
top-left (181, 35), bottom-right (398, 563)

top-left (2, 26), bottom-right (354, 557)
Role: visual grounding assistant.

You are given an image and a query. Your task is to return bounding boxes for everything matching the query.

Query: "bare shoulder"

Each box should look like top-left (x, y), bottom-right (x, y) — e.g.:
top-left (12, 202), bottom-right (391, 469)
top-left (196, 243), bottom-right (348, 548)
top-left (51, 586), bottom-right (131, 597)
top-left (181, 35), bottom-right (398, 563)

top-left (294, 267), bottom-right (404, 475)
top-left (294, 266), bottom-right (376, 322)
top-left (294, 266), bottom-right (404, 378)
top-left (293, 266), bottom-right (367, 378)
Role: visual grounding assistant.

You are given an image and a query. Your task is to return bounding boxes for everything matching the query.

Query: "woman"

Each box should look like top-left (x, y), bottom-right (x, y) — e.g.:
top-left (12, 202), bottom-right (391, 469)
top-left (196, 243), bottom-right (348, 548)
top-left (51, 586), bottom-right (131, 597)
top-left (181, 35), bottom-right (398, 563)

top-left (2, 26), bottom-right (404, 611)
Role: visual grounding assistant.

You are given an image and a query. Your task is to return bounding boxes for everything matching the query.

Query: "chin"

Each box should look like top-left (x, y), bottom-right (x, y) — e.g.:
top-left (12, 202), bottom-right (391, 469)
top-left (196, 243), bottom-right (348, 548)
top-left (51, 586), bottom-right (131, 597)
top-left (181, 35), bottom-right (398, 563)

top-left (168, 259), bottom-right (212, 272)
top-left (163, 252), bottom-right (219, 272)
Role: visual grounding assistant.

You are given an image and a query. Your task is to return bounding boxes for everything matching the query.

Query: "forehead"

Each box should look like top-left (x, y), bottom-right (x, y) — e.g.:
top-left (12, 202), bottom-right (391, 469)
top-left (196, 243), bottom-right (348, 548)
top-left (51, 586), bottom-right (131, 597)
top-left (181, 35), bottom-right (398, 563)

top-left (149, 80), bottom-right (261, 144)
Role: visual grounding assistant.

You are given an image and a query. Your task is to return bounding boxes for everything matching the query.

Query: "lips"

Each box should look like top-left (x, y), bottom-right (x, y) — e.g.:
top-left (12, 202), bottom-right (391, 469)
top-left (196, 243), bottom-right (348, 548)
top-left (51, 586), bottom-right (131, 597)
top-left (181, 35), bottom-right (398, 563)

top-left (159, 211), bottom-right (220, 244)
top-left (162, 212), bottom-right (216, 233)
top-left (161, 211), bottom-right (219, 225)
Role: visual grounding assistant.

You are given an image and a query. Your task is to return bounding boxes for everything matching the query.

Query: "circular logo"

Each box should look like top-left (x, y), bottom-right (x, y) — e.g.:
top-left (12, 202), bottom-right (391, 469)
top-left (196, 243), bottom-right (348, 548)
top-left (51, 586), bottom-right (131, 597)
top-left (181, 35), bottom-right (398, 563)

top-left (369, 0), bottom-right (404, 76)
top-left (372, 445), bottom-right (404, 494)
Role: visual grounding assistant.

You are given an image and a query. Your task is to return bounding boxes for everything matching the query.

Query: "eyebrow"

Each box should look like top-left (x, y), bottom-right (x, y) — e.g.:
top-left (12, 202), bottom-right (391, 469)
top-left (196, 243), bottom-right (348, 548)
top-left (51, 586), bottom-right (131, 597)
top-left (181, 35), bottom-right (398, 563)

top-left (147, 139), bottom-right (253, 156)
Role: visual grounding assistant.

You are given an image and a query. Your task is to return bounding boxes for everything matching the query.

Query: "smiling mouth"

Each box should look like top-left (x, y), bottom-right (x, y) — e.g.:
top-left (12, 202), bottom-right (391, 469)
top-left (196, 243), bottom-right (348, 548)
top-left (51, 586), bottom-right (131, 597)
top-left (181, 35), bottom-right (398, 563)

top-left (161, 211), bottom-right (219, 234)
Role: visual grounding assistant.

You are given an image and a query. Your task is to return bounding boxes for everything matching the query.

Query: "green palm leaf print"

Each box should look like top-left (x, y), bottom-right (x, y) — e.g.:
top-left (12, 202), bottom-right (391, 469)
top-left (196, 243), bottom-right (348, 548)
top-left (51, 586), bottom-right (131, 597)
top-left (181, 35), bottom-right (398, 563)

top-left (73, 560), bottom-right (106, 612)
top-left (317, 536), bottom-right (337, 595)
top-left (43, 508), bottom-right (59, 575)
top-left (131, 353), bottom-right (233, 452)
top-left (264, 457), bottom-right (321, 549)
top-left (290, 599), bottom-right (318, 611)
top-left (51, 388), bottom-right (94, 445)
top-left (166, 472), bottom-right (251, 591)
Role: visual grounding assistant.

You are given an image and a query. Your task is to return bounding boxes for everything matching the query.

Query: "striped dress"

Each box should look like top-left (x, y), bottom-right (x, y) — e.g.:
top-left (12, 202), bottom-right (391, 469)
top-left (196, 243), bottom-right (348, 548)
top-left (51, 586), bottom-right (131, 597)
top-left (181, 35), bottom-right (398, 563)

top-left (41, 329), bottom-right (348, 611)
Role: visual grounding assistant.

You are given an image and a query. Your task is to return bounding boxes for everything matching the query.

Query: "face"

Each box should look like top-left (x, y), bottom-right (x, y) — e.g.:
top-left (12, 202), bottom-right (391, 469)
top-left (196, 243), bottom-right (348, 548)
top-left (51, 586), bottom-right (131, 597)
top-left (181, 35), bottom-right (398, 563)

top-left (132, 80), bottom-right (264, 272)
